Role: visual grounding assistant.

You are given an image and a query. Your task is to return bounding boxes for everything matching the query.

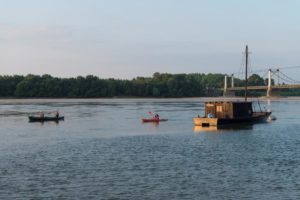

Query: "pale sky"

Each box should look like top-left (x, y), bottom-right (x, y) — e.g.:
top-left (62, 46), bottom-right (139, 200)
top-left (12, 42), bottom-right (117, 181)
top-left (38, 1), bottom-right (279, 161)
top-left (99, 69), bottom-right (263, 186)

top-left (1, 0), bottom-right (300, 79)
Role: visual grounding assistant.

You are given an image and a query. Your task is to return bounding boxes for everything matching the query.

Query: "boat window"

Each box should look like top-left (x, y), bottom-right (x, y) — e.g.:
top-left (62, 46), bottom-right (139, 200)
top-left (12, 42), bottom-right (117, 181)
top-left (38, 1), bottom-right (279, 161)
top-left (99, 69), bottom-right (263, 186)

top-left (216, 105), bottom-right (222, 112)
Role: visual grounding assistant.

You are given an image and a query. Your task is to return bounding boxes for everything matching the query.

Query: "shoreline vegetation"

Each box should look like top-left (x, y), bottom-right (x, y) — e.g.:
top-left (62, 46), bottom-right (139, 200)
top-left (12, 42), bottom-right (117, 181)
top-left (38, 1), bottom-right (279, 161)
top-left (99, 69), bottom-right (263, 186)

top-left (0, 72), bottom-right (299, 98)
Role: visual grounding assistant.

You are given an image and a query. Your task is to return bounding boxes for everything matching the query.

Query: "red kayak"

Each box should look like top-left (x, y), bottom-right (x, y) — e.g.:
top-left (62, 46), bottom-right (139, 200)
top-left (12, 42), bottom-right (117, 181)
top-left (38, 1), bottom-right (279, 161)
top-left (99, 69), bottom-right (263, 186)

top-left (142, 118), bottom-right (168, 123)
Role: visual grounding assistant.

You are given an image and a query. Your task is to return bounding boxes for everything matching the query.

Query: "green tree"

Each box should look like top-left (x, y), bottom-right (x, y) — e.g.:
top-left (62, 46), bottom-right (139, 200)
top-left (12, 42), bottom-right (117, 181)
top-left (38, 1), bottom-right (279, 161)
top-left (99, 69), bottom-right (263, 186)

top-left (248, 74), bottom-right (265, 86)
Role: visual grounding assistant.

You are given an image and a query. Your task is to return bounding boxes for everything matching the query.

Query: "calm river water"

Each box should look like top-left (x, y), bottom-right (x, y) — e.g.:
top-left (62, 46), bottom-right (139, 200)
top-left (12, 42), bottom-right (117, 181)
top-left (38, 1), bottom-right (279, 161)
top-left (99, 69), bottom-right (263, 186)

top-left (0, 98), bottom-right (299, 199)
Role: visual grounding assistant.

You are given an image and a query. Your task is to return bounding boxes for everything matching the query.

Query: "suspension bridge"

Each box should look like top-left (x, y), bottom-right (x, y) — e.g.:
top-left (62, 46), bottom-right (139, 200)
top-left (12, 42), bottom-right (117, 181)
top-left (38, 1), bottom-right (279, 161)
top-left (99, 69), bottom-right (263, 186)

top-left (222, 66), bottom-right (300, 97)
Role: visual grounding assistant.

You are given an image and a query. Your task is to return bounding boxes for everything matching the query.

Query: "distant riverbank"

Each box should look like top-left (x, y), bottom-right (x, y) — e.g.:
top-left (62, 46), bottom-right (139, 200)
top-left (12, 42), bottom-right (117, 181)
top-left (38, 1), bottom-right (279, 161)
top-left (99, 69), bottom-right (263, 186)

top-left (6, 73), bottom-right (300, 98)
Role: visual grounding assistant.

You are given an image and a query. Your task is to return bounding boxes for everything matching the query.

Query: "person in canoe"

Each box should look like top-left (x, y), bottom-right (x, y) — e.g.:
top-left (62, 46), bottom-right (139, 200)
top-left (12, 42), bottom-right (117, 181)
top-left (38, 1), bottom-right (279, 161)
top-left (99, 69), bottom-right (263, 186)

top-left (154, 114), bottom-right (160, 120)
top-left (54, 111), bottom-right (59, 119)
top-left (28, 110), bottom-right (64, 122)
top-left (39, 112), bottom-right (44, 119)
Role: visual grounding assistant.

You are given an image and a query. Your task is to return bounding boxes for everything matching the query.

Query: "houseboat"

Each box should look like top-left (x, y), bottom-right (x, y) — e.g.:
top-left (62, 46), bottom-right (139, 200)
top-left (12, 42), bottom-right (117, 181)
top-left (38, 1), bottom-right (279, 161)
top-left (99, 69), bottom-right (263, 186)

top-left (193, 46), bottom-right (272, 126)
top-left (193, 101), bottom-right (271, 126)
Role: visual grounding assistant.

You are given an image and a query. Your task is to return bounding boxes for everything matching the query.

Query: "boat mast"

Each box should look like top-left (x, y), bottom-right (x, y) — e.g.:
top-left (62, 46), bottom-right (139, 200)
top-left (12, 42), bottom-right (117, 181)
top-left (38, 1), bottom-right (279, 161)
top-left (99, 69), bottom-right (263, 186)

top-left (245, 45), bottom-right (248, 102)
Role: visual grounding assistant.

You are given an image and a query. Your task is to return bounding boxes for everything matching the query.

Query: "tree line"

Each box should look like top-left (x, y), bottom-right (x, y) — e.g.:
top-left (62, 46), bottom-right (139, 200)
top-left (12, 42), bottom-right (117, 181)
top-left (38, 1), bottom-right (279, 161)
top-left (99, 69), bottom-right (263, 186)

top-left (0, 73), bottom-right (269, 98)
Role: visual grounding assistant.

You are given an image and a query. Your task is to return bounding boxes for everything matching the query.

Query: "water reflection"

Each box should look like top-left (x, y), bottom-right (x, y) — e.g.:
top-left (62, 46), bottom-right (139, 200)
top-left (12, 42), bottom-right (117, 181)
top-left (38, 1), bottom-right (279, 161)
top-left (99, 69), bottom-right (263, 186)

top-left (267, 99), bottom-right (272, 112)
top-left (194, 125), bottom-right (218, 133)
top-left (28, 120), bottom-right (62, 126)
top-left (194, 124), bottom-right (254, 133)
top-left (142, 121), bottom-right (160, 128)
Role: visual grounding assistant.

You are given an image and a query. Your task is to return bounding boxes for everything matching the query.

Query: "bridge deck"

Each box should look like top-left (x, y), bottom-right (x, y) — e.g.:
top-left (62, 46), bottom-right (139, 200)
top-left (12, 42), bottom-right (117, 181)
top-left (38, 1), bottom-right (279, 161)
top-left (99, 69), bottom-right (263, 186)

top-left (223, 84), bottom-right (300, 91)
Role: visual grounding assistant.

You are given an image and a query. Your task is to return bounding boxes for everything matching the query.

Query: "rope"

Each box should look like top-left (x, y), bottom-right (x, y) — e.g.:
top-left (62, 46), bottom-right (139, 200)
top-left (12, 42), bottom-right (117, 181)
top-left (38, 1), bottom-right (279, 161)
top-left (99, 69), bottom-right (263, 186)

top-left (278, 71), bottom-right (300, 84)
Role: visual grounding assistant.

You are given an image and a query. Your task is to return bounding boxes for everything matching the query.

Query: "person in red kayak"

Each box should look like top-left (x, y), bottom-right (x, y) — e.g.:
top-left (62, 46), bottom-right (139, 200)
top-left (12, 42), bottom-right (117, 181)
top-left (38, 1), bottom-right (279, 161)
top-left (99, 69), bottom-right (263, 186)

top-left (154, 114), bottom-right (160, 120)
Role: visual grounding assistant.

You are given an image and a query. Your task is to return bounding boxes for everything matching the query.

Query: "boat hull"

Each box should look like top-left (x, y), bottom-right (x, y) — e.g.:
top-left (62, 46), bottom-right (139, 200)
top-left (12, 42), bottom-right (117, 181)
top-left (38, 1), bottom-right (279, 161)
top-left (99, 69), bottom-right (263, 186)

top-left (29, 116), bottom-right (64, 122)
top-left (193, 112), bottom-right (271, 126)
top-left (142, 118), bottom-right (168, 123)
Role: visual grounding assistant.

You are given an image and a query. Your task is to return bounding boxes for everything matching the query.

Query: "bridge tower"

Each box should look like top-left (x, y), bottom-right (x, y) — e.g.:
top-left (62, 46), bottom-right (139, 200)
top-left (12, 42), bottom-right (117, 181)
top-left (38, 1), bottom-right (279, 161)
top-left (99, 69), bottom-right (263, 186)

top-left (276, 69), bottom-right (280, 85)
top-left (223, 74), bottom-right (235, 97)
top-left (223, 75), bottom-right (228, 96)
top-left (266, 69), bottom-right (272, 97)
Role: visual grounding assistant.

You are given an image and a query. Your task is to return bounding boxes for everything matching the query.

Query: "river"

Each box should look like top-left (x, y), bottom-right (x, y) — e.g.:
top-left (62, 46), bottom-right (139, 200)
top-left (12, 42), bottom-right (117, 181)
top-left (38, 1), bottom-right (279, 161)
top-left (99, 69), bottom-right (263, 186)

top-left (0, 98), bottom-right (299, 199)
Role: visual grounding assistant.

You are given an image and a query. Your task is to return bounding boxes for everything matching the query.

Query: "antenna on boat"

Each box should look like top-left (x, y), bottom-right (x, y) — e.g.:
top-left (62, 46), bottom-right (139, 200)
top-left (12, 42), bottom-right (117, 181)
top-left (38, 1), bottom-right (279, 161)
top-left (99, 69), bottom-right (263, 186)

top-left (245, 45), bottom-right (248, 102)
